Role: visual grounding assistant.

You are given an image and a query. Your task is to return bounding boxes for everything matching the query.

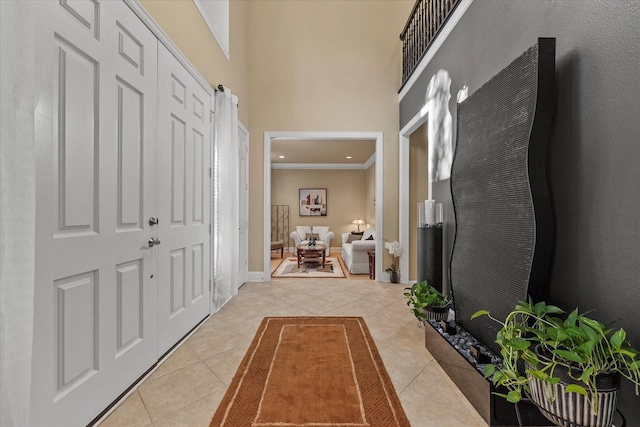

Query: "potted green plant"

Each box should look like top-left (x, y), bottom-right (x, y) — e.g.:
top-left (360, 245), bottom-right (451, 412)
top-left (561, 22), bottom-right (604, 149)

top-left (472, 299), bottom-right (640, 427)
top-left (403, 280), bottom-right (451, 325)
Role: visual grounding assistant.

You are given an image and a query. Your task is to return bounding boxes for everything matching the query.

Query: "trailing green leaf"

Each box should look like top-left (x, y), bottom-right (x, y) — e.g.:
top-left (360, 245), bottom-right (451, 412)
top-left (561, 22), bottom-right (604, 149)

top-left (611, 329), bottom-right (626, 350)
top-left (471, 309), bottom-right (490, 320)
top-left (564, 309), bottom-right (578, 328)
top-left (564, 384), bottom-right (587, 395)
top-left (506, 390), bottom-right (522, 403)
top-left (552, 349), bottom-right (585, 364)
top-left (472, 300), bottom-right (640, 417)
top-left (483, 364), bottom-right (495, 379)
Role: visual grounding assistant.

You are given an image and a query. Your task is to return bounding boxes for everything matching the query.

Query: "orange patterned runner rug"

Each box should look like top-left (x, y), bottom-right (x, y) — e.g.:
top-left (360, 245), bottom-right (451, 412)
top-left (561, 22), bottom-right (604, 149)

top-left (210, 316), bottom-right (411, 427)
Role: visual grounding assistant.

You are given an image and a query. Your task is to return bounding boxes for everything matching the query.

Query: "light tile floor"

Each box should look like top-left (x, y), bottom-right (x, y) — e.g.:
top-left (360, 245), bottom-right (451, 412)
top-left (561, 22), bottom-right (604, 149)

top-left (100, 273), bottom-right (487, 426)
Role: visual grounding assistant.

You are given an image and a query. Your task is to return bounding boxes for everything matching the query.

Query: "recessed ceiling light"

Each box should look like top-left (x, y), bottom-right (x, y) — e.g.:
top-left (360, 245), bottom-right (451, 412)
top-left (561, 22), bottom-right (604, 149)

top-left (346, 156), bottom-right (353, 159)
top-left (278, 155), bottom-right (285, 159)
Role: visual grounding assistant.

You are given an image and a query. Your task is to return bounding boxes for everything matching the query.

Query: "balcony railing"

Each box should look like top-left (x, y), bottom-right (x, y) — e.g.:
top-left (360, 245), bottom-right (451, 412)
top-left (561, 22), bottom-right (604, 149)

top-left (400, 0), bottom-right (460, 87)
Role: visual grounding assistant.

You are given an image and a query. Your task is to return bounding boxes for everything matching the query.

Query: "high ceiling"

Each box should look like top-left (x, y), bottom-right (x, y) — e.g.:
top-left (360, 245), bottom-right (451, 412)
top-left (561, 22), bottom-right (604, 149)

top-left (271, 139), bottom-right (376, 165)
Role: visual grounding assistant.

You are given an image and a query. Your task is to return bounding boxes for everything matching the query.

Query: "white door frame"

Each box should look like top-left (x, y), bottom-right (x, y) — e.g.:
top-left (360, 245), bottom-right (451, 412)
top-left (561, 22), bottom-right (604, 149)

top-left (238, 121), bottom-right (249, 287)
top-left (399, 108), bottom-right (429, 284)
top-left (263, 131), bottom-right (384, 281)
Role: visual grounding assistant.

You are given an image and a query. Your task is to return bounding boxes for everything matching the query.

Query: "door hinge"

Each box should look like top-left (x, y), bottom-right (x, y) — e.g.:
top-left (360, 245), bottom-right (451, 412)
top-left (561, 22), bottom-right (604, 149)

top-left (210, 110), bottom-right (214, 122)
top-left (209, 279), bottom-right (212, 292)
top-left (209, 167), bottom-right (212, 178)
top-left (209, 224), bottom-right (212, 234)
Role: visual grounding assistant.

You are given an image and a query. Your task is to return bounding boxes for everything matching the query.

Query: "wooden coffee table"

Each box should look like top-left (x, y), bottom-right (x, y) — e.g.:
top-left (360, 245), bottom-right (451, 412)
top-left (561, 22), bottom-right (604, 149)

top-left (297, 244), bottom-right (326, 267)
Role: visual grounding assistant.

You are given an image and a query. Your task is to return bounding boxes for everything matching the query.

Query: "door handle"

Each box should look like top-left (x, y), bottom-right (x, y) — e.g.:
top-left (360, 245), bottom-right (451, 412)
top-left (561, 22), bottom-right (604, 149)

top-left (149, 237), bottom-right (161, 247)
top-left (149, 217), bottom-right (159, 226)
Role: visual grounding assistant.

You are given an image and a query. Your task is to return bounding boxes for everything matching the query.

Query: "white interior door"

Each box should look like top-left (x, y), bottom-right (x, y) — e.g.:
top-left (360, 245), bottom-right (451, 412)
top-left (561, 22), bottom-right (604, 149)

top-left (157, 44), bottom-right (212, 354)
top-left (31, 2), bottom-right (159, 425)
top-left (237, 124), bottom-right (249, 287)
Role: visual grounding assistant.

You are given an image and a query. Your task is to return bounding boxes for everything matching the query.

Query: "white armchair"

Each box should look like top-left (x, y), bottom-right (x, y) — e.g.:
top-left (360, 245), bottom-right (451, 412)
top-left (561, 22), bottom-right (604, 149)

top-left (289, 226), bottom-right (334, 256)
top-left (341, 229), bottom-right (376, 274)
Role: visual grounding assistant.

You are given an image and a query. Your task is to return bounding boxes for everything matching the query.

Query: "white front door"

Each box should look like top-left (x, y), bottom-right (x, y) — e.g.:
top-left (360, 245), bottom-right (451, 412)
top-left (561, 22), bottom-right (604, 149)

top-left (237, 124), bottom-right (249, 287)
top-left (157, 44), bottom-right (212, 354)
top-left (31, 2), bottom-right (159, 425)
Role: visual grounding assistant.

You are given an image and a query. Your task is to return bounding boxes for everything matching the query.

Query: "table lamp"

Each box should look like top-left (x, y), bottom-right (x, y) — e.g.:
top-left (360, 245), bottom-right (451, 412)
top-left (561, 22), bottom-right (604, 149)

top-left (352, 218), bottom-right (365, 233)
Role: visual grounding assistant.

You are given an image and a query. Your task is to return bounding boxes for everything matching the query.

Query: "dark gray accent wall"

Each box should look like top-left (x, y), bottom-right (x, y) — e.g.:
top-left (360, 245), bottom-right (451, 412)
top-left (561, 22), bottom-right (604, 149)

top-left (400, 0), bottom-right (640, 419)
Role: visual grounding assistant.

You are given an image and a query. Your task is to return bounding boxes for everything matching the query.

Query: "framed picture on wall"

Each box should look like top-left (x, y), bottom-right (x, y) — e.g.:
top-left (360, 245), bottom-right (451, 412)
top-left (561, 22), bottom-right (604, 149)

top-left (299, 188), bottom-right (327, 216)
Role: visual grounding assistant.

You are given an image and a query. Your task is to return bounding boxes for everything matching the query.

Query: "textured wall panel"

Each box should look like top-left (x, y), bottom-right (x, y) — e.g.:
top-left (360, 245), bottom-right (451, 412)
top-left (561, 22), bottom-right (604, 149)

top-left (450, 38), bottom-right (556, 353)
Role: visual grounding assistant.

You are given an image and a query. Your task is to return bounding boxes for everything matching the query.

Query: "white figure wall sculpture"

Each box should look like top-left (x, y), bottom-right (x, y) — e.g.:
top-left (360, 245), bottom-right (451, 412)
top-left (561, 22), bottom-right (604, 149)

top-left (426, 70), bottom-right (454, 183)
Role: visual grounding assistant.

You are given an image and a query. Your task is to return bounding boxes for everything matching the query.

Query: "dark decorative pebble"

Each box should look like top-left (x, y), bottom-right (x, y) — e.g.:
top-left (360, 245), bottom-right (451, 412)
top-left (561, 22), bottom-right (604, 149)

top-left (427, 319), bottom-right (503, 376)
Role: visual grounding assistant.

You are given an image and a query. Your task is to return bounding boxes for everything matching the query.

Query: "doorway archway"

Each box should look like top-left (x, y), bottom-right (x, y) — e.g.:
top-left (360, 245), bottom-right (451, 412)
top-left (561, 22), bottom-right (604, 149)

top-left (263, 131), bottom-right (384, 280)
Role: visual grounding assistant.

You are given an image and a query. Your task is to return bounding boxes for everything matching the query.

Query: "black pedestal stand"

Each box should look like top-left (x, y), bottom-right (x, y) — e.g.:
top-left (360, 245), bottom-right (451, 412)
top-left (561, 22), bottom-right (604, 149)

top-left (417, 226), bottom-right (442, 292)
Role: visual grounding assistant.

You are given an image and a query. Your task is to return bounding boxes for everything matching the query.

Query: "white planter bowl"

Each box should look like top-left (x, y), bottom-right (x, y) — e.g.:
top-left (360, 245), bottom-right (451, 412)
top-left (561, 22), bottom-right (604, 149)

top-left (527, 370), bottom-right (619, 427)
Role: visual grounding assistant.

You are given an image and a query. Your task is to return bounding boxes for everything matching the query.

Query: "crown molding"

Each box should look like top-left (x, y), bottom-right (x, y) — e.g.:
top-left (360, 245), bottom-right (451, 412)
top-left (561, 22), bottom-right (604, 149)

top-left (272, 162), bottom-right (372, 170)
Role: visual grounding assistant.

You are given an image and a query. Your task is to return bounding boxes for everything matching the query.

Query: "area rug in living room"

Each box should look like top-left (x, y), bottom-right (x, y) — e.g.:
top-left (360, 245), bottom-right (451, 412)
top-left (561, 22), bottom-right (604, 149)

top-left (209, 317), bottom-right (410, 427)
top-left (272, 256), bottom-right (346, 278)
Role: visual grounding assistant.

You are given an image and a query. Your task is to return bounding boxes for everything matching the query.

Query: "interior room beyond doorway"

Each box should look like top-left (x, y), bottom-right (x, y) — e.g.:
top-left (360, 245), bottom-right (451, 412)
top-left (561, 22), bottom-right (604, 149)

top-left (263, 131), bottom-right (384, 282)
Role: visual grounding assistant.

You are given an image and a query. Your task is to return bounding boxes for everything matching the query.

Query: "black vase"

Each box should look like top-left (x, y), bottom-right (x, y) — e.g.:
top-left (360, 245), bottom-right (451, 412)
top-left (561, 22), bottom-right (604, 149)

top-left (390, 271), bottom-right (399, 283)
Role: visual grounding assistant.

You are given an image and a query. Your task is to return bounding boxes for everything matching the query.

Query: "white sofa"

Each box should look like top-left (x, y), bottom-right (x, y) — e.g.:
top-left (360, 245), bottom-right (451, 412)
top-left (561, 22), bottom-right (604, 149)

top-left (341, 229), bottom-right (375, 274)
top-left (289, 226), bottom-right (335, 256)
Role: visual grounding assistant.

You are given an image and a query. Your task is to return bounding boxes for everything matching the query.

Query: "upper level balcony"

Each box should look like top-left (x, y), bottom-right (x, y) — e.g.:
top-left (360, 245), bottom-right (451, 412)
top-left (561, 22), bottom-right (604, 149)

top-left (400, 0), bottom-right (461, 89)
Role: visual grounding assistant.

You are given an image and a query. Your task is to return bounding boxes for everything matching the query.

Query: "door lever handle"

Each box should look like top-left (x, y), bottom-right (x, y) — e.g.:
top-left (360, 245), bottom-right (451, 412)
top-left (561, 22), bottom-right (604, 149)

top-left (149, 237), bottom-right (161, 247)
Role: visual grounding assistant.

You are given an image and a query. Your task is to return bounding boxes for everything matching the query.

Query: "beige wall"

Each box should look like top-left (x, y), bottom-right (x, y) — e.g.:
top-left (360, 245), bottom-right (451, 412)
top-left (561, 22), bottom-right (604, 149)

top-left (139, 0), bottom-right (414, 274)
top-left (139, 0), bottom-right (250, 125)
top-left (409, 123), bottom-right (428, 281)
top-left (271, 169), bottom-right (370, 248)
top-left (248, 0), bottom-right (413, 271)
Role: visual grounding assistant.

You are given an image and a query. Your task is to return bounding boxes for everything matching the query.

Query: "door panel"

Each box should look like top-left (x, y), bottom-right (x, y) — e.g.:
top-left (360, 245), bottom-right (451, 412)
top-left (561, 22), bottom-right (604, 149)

top-left (192, 243), bottom-right (204, 299)
top-left (59, 0), bottom-right (100, 40)
top-left (55, 270), bottom-right (98, 391)
top-left (116, 79), bottom-right (144, 230)
top-left (193, 130), bottom-right (205, 224)
top-left (170, 248), bottom-right (186, 315)
top-left (170, 115), bottom-right (187, 225)
top-left (158, 44), bottom-right (211, 354)
top-left (55, 35), bottom-right (99, 235)
top-left (116, 259), bottom-right (144, 356)
top-left (32, 2), bottom-right (158, 425)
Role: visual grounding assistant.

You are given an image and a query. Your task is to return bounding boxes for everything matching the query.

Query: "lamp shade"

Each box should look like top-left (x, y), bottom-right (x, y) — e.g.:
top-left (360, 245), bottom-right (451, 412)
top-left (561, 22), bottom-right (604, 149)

top-left (352, 218), bottom-right (365, 232)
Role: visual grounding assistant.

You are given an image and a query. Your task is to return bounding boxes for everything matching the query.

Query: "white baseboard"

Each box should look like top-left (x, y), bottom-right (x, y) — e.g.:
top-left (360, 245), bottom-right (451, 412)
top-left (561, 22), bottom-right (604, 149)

top-left (248, 271), bottom-right (265, 282)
